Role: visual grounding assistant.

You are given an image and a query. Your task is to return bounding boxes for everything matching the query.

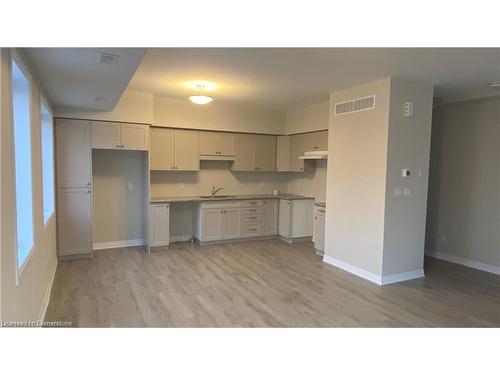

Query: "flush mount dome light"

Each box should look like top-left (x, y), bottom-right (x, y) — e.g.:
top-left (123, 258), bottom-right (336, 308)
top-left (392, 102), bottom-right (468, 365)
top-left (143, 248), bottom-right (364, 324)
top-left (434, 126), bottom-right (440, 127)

top-left (488, 82), bottom-right (500, 88)
top-left (188, 83), bottom-right (213, 104)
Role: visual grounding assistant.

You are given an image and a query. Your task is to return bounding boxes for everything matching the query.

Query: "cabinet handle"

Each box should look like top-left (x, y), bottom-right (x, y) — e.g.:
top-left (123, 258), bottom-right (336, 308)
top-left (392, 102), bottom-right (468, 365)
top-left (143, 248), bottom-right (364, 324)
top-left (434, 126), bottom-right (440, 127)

top-left (87, 190), bottom-right (91, 194)
top-left (87, 182), bottom-right (91, 186)
top-left (318, 209), bottom-right (325, 213)
top-left (249, 216), bottom-right (257, 220)
top-left (248, 229), bottom-right (256, 232)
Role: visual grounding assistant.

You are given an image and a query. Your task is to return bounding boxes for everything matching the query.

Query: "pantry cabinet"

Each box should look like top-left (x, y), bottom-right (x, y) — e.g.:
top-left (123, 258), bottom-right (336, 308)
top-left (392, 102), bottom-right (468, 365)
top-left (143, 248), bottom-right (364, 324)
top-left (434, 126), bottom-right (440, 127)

top-left (92, 121), bottom-right (149, 150)
top-left (150, 127), bottom-right (200, 171)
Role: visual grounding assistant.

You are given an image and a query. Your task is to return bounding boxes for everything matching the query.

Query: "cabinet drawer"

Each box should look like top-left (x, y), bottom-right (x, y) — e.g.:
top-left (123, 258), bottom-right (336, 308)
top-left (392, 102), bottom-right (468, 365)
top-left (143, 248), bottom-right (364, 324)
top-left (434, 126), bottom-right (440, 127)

top-left (241, 207), bottom-right (263, 215)
top-left (242, 200), bottom-right (265, 207)
top-left (242, 222), bottom-right (262, 237)
top-left (241, 214), bottom-right (263, 223)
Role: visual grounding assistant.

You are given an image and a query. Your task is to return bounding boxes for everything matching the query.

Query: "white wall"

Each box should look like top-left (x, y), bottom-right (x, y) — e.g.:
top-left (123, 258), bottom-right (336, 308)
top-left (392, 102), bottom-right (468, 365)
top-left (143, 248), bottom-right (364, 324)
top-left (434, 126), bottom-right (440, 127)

top-left (325, 79), bottom-right (391, 276)
top-left (285, 100), bottom-right (329, 134)
top-left (1, 48), bottom-right (58, 321)
top-left (426, 97), bottom-right (500, 271)
top-left (55, 90), bottom-right (154, 124)
top-left (286, 159), bottom-right (327, 202)
top-left (92, 150), bottom-right (146, 245)
top-left (154, 96), bottom-right (286, 134)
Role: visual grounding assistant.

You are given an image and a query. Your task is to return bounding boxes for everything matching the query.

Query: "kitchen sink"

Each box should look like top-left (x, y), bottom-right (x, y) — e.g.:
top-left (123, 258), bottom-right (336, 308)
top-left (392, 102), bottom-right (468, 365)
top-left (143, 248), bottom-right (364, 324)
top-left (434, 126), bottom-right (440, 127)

top-left (199, 195), bottom-right (235, 199)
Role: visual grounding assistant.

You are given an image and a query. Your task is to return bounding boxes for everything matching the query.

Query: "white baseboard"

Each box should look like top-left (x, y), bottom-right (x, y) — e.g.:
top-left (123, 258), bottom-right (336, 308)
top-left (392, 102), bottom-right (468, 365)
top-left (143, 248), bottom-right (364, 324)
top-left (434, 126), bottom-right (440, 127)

top-left (322, 255), bottom-right (425, 285)
top-left (38, 258), bottom-right (58, 322)
top-left (323, 255), bottom-right (383, 285)
top-left (426, 250), bottom-right (500, 276)
top-left (170, 235), bottom-right (193, 243)
top-left (92, 238), bottom-right (144, 251)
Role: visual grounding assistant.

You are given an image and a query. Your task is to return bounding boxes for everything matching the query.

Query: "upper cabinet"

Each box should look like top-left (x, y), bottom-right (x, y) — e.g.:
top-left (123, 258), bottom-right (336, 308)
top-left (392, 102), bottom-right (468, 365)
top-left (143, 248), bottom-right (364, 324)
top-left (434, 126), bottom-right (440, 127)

top-left (150, 127), bottom-right (200, 171)
top-left (276, 135), bottom-right (291, 172)
top-left (199, 131), bottom-right (235, 159)
top-left (56, 119), bottom-right (92, 188)
top-left (92, 121), bottom-right (149, 151)
top-left (289, 130), bottom-right (328, 172)
top-left (231, 134), bottom-right (277, 172)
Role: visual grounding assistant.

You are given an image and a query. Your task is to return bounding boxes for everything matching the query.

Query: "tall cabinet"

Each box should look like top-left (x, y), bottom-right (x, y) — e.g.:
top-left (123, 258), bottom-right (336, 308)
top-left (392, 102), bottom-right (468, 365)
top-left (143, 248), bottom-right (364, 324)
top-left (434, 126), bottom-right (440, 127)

top-left (56, 119), bottom-right (93, 258)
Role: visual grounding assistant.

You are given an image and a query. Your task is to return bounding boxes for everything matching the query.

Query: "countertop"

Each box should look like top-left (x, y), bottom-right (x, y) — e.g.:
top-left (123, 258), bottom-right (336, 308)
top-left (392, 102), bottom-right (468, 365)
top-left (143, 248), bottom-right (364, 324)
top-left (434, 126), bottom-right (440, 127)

top-left (150, 193), bottom-right (315, 204)
top-left (314, 202), bottom-right (326, 208)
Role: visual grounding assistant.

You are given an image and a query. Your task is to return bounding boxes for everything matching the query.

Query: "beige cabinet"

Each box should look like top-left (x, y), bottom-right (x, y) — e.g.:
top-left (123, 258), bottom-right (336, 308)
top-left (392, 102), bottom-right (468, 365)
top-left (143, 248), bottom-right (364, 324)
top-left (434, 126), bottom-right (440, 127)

top-left (150, 127), bottom-right (199, 171)
top-left (57, 188), bottom-right (92, 257)
top-left (262, 199), bottom-right (278, 235)
top-left (149, 203), bottom-right (170, 248)
top-left (232, 134), bottom-right (255, 171)
top-left (92, 121), bottom-right (149, 150)
top-left (255, 135), bottom-right (276, 171)
top-left (194, 202), bottom-right (241, 242)
top-left (289, 131), bottom-right (328, 172)
top-left (56, 119), bottom-right (92, 188)
top-left (276, 136), bottom-right (291, 172)
top-left (303, 130), bottom-right (328, 152)
top-left (199, 131), bottom-right (235, 158)
top-left (313, 205), bottom-right (326, 255)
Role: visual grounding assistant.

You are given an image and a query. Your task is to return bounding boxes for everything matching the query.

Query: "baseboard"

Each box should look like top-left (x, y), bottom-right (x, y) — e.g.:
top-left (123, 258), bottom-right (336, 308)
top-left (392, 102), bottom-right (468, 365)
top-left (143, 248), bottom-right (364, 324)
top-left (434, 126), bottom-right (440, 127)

top-left (322, 255), bottom-right (425, 285)
top-left (323, 255), bottom-right (383, 285)
top-left (92, 238), bottom-right (144, 250)
top-left (426, 250), bottom-right (500, 276)
top-left (38, 258), bottom-right (58, 322)
top-left (170, 235), bottom-right (193, 243)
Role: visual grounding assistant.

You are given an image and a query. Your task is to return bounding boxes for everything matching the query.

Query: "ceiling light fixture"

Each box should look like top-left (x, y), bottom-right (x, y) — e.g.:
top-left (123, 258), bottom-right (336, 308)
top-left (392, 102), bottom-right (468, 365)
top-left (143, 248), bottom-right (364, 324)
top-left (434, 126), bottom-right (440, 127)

top-left (189, 83), bottom-right (213, 105)
top-left (488, 81), bottom-right (500, 88)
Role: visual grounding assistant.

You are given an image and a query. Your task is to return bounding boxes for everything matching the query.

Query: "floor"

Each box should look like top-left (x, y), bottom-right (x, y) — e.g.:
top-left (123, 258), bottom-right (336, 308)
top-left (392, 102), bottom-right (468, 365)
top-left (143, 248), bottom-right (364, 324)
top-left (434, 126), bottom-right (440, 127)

top-left (45, 240), bottom-right (500, 327)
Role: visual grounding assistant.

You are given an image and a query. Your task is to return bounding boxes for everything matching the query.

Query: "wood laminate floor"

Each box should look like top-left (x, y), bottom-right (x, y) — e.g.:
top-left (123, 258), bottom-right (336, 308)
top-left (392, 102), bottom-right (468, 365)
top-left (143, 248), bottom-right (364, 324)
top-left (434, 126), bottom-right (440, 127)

top-left (45, 240), bottom-right (500, 327)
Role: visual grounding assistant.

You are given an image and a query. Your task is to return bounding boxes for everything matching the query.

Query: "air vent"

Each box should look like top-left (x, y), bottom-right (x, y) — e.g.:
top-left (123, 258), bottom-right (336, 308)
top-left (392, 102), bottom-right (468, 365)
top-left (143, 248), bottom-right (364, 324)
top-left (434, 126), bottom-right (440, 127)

top-left (99, 53), bottom-right (119, 65)
top-left (334, 95), bottom-right (376, 116)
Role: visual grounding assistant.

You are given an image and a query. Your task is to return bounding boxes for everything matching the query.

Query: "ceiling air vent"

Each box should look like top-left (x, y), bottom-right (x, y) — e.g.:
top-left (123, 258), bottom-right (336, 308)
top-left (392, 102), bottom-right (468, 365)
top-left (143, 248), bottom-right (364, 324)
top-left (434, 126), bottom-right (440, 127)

top-left (99, 53), bottom-right (119, 65)
top-left (335, 95), bottom-right (376, 116)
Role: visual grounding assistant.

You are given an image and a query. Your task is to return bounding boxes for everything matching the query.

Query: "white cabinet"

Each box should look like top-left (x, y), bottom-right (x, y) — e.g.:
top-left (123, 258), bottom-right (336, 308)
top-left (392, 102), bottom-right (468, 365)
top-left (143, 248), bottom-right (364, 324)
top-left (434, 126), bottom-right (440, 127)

top-left (279, 199), bottom-right (314, 243)
top-left (92, 121), bottom-right (149, 151)
top-left (194, 202), bottom-right (241, 242)
top-left (150, 203), bottom-right (170, 248)
top-left (57, 188), bottom-right (92, 257)
top-left (262, 199), bottom-right (278, 235)
top-left (313, 205), bottom-right (326, 255)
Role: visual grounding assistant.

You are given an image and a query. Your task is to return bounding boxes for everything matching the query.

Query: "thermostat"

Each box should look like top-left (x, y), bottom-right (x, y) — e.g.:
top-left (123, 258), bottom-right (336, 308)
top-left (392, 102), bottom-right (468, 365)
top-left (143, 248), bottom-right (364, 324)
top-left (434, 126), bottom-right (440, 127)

top-left (402, 169), bottom-right (411, 177)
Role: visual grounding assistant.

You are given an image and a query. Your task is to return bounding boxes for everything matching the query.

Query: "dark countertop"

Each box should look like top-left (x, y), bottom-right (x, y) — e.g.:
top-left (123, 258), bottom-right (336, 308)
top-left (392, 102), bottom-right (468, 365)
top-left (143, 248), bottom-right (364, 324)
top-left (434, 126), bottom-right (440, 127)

top-left (150, 193), bottom-right (315, 204)
top-left (314, 202), bottom-right (326, 208)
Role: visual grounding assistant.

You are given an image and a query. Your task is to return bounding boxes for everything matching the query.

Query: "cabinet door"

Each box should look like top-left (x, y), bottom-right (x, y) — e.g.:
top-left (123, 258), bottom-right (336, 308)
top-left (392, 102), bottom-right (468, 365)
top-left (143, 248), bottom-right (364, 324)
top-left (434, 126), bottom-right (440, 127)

top-left (150, 127), bottom-right (174, 170)
top-left (57, 188), bottom-right (92, 257)
top-left (56, 119), bottom-right (91, 188)
top-left (222, 208), bottom-right (241, 239)
top-left (202, 209), bottom-right (223, 241)
top-left (199, 131), bottom-right (219, 155)
top-left (218, 133), bottom-right (236, 156)
top-left (290, 133), bottom-right (306, 172)
top-left (150, 204), bottom-right (170, 247)
top-left (174, 129), bottom-right (199, 170)
top-left (314, 213), bottom-right (325, 252)
top-left (278, 200), bottom-right (291, 238)
top-left (121, 123), bottom-right (149, 150)
top-left (304, 130), bottom-right (328, 152)
top-left (276, 136), bottom-right (291, 172)
top-left (92, 121), bottom-right (121, 149)
top-left (255, 135), bottom-right (277, 171)
top-left (232, 134), bottom-right (255, 171)
top-left (262, 199), bottom-right (278, 235)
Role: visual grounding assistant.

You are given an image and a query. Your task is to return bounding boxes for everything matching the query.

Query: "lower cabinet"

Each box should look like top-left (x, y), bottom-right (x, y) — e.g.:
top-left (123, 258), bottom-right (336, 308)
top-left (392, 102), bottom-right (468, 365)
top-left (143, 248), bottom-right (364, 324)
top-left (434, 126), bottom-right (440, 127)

top-left (57, 188), bottom-right (92, 257)
top-left (194, 202), bottom-right (242, 242)
top-left (313, 205), bottom-right (326, 255)
top-left (279, 199), bottom-right (314, 242)
top-left (150, 203), bottom-right (170, 248)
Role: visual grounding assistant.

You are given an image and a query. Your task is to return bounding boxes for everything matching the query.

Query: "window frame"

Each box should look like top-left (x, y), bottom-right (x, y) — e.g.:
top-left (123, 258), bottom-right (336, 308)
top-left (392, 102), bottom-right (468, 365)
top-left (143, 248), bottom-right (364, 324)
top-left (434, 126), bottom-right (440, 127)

top-left (11, 52), bottom-right (36, 280)
top-left (40, 95), bottom-right (55, 227)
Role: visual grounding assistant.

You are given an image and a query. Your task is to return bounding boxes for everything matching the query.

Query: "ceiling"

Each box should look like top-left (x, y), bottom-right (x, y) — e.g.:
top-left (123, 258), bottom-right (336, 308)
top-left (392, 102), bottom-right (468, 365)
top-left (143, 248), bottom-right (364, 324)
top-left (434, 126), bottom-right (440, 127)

top-left (23, 48), bottom-right (146, 111)
top-left (25, 48), bottom-right (500, 113)
top-left (129, 48), bottom-right (500, 110)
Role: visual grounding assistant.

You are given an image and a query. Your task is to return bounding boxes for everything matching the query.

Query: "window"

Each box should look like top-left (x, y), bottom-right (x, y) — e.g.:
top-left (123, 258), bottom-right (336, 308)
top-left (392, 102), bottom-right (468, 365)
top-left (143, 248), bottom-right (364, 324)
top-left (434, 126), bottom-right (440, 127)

top-left (41, 100), bottom-right (54, 224)
top-left (12, 59), bottom-right (34, 270)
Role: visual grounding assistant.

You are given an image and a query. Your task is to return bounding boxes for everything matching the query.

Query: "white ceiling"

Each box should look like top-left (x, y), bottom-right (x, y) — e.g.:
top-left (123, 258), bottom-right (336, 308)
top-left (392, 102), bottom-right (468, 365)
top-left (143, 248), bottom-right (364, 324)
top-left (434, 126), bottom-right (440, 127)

top-left (23, 48), bottom-right (146, 111)
top-left (129, 48), bottom-right (500, 111)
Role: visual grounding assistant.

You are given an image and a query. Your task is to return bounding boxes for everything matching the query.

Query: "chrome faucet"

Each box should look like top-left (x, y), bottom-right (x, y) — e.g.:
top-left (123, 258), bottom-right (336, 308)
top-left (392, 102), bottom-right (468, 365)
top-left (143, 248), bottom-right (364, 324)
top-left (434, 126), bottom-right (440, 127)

top-left (211, 186), bottom-right (224, 196)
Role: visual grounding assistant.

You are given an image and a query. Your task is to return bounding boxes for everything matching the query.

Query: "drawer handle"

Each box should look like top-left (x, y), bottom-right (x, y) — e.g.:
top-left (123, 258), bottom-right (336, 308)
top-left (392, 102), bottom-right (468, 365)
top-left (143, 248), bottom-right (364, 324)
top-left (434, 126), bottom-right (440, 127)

top-left (318, 209), bottom-right (325, 213)
top-left (248, 229), bottom-right (257, 232)
top-left (249, 216), bottom-right (257, 220)
top-left (248, 209), bottom-right (257, 212)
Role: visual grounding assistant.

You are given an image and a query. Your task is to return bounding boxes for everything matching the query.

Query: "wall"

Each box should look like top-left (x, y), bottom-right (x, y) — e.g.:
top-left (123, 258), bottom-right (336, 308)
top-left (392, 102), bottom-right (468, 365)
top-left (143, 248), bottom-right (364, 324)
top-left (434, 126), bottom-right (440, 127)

top-left (285, 100), bottom-right (329, 134)
top-left (286, 159), bottom-right (327, 202)
top-left (153, 96), bottom-right (285, 134)
top-left (382, 79), bottom-right (434, 276)
top-left (55, 90), bottom-right (154, 124)
top-left (1, 48), bottom-right (58, 321)
top-left (426, 97), bottom-right (500, 272)
top-left (151, 161), bottom-right (289, 239)
top-left (92, 150), bottom-right (146, 246)
top-left (325, 79), bottom-right (391, 276)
